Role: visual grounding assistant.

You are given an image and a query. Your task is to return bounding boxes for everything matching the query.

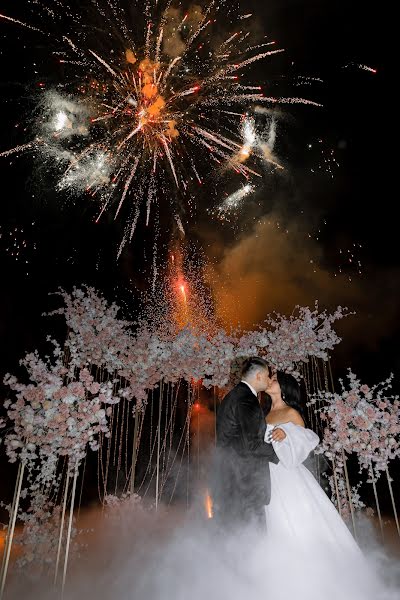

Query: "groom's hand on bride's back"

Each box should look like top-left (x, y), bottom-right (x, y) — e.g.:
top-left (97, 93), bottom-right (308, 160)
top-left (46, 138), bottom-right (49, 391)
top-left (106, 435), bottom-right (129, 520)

top-left (271, 428), bottom-right (286, 442)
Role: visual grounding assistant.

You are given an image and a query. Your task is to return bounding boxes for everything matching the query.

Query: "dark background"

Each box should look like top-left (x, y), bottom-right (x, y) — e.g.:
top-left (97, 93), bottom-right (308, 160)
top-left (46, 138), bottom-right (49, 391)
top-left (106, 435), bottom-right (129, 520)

top-left (0, 0), bottom-right (392, 385)
top-left (0, 0), bottom-right (394, 492)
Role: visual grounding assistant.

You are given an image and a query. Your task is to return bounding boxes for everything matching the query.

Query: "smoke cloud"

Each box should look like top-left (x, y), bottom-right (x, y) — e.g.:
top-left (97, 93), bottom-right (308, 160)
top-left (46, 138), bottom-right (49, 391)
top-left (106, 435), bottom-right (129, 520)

top-left (5, 499), bottom-right (399, 600)
top-left (162, 5), bottom-right (204, 58)
top-left (204, 215), bottom-right (400, 357)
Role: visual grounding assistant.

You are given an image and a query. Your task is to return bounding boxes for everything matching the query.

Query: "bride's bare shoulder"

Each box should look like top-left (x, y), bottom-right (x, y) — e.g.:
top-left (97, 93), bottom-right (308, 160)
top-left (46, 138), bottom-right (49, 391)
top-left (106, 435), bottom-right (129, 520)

top-left (286, 407), bottom-right (305, 427)
top-left (266, 406), bottom-right (305, 427)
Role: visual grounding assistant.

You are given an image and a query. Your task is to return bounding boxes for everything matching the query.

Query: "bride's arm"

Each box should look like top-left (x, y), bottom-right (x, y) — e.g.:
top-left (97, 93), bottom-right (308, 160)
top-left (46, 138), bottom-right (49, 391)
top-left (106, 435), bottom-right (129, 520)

top-left (268, 422), bottom-right (319, 467)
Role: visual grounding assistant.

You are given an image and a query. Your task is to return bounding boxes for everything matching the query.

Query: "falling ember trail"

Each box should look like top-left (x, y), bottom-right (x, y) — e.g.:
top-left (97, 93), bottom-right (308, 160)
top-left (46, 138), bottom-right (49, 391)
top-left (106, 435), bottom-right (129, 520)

top-left (344, 62), bottom-right (377, 74)
top-left (205, 490), bottom-right (213, 519)
top-left (0, 142), bottom-right (36, 158)
top-left (115, 158), bottom-right (139, 218)
top-left (0, 13), bottom-right (43, 32)
top-left (180, 283), bottom-right (187, 304)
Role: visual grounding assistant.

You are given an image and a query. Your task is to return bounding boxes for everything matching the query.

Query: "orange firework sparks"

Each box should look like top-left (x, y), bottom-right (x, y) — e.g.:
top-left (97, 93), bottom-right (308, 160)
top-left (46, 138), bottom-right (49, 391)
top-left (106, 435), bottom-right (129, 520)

top-left (179, 282), bottom-right (187, 303)
top-left (165, 242), bottom-right (220, 335)
top-left (205, 490), bottom-right (213, 519)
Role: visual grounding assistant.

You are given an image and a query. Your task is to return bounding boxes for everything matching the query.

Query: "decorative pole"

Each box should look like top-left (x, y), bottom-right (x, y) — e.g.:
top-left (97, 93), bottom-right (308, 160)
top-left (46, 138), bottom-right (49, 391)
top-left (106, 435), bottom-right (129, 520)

top-left (331, 458), bottom-right (342, 517)
top-left (342, 450), bottom-right (357, 541)
top-left (213, 386), bottom-right (217, 445)
top-left (386, 467), bottom-right (400, 538)
top-left (369, 462), bottom-right (384, 541)
top-left (1, 463), bottom-right (21, 577)
top-left (155, 380), bottom-right (163, 510)
top-left (61, 467), bottom-right (78, 598)
top-left (54, 470), bottom-right (70, 585)
top-left (130, 407), bottom-right (141, 494)
top-left (0, 462), bottom-right (25, 600)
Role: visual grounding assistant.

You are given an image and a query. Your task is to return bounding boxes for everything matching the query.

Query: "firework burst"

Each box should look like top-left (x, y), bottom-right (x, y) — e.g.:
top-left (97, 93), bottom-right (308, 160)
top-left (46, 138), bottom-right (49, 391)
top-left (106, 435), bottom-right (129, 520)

top-left (1, 1), bottom-right (319, 254)
top-left (217, 183), bottom-right (255, 219)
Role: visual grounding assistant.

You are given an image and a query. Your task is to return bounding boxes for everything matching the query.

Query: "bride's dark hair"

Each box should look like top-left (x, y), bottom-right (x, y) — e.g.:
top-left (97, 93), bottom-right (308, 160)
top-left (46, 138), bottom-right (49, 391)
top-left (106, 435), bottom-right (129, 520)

top-left (264, 371), bottom-right (306, 421)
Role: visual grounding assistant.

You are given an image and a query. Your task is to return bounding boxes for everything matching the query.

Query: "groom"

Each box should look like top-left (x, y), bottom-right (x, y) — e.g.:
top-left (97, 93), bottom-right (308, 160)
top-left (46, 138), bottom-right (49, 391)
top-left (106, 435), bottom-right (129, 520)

top-left (213, 357), bottom-right (286, 529)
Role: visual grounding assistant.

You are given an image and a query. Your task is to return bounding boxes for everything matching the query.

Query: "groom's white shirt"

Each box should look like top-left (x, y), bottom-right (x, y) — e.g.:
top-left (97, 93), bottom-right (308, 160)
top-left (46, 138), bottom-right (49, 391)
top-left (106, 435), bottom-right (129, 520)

top-left (241, 380), bottom-right (257, 397)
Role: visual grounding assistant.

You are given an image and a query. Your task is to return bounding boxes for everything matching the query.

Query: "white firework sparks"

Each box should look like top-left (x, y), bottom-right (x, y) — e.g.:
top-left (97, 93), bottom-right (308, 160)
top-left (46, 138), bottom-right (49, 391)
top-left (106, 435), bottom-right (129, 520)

top-left (218, 183), bottom-right (255, 213)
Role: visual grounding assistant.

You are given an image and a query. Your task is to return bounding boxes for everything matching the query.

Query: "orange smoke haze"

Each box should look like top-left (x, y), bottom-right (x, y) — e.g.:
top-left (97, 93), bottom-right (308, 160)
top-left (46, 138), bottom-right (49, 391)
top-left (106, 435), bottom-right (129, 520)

top-left (204, 216), bottom-right (400, 355)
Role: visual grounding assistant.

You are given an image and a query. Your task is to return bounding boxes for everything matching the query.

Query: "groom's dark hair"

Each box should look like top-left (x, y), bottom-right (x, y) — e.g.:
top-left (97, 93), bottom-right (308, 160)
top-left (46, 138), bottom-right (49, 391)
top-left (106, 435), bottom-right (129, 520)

top-left (241, 356), bottom-right (268, 377)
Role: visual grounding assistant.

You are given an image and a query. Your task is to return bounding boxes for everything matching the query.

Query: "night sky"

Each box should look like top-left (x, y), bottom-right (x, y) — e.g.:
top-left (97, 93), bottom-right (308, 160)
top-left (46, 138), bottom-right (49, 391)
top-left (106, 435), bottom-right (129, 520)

top-left (0, 0), bottom-right (394, 388)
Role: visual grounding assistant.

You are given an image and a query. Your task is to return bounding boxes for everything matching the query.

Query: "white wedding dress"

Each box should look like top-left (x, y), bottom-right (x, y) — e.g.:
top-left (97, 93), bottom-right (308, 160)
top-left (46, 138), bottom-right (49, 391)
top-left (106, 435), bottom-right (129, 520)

top-left (261, 422), bottom-right (392, 600)
top-left (264, 422), bottom-right (360, 555)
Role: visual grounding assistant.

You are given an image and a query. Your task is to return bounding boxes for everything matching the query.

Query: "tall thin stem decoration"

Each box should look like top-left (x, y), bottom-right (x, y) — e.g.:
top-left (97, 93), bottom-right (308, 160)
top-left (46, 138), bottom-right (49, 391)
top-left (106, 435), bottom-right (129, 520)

top-left (130, 405), bottom-right (141, 494)
top-left (61, 468), bottom-right (78, 597)
top-left (54, 470), bottom-right (70, 585)
top-left (0, 462), bottom-right (25, 600)
top-left (155, 380), bottom-right (164, 510)
top-left (386, 468), bottom-right (400, 538)
top-left (369, 462), bottom-right (384, 541)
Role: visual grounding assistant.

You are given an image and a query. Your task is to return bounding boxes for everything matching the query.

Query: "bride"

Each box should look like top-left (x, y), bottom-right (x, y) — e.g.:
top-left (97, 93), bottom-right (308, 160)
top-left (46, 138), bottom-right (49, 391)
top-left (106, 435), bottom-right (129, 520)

top-left (264, 369), bottom-right (360, 553)
top-left (262, 370), bottom-right (388, 599)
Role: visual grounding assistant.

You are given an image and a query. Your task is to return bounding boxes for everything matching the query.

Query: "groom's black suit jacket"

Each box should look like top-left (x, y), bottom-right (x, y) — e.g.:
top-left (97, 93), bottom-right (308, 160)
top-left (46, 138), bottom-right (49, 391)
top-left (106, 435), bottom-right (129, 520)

top-left (213, 382), bottom-right (278, 526)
